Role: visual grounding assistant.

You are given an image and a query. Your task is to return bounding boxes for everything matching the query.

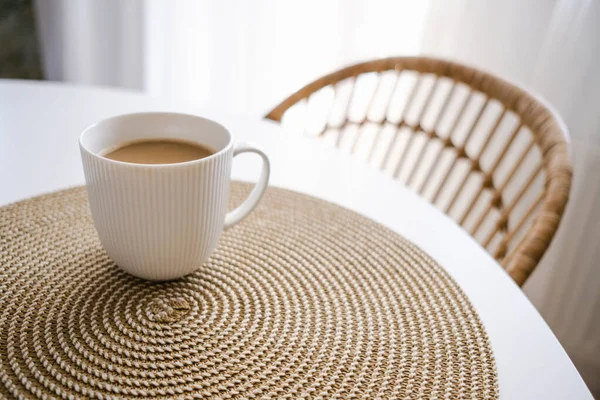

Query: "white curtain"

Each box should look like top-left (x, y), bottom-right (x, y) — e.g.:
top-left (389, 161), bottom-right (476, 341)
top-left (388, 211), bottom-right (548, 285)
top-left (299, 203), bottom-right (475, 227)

top-left (35, 0), bottom-right (600, 394)
top-left (420, 1), bottom-right (600, 393)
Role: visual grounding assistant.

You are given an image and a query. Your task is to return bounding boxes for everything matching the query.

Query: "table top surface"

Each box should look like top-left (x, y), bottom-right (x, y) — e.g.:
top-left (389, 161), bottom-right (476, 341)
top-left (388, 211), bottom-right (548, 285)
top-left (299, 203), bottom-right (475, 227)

top-left (0, 80), bottom-right (592, 399)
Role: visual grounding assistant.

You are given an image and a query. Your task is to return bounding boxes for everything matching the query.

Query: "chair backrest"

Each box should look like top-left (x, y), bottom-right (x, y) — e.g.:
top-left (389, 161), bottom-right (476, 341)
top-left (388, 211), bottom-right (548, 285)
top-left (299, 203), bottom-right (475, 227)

top-left (266, 57), bottom-right (572, 286)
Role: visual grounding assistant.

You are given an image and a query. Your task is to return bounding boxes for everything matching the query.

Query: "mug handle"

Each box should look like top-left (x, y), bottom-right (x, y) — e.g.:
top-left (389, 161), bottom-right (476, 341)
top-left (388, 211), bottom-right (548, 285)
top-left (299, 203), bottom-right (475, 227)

top-left (224, 142), bottom-right (271, 229)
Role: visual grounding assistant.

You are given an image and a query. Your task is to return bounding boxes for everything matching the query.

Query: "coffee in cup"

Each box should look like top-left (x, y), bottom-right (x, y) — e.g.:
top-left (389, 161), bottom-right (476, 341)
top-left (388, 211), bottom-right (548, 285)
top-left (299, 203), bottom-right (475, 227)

top-left (103, 139), bottom-right (214, 164)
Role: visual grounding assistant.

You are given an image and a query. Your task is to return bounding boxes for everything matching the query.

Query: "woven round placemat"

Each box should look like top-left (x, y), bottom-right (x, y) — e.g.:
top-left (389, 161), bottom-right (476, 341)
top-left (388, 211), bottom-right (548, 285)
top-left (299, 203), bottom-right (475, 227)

top-left (0, 183), bottom-right (498, 399)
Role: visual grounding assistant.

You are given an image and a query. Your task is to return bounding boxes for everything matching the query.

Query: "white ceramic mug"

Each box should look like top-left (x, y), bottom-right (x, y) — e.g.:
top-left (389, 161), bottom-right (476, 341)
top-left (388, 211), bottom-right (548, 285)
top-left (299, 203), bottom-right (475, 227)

top-left (79, 112), bottom-right (270, 280)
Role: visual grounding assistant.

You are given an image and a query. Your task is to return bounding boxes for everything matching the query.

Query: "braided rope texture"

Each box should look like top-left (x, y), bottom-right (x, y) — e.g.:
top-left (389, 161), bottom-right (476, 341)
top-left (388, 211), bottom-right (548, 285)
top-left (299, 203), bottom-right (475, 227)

top-left (0, 183), bottom-right (498, 399)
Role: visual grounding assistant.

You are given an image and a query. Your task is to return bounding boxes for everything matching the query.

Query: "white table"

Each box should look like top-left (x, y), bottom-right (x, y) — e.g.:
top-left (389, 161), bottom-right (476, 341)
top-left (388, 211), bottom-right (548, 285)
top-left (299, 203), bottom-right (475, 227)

top-left (0, 80), bottom-right (592, 399)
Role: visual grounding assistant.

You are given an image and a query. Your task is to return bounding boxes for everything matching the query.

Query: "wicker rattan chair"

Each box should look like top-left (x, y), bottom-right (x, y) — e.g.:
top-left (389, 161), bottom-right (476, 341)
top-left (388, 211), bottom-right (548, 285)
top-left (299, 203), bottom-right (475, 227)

top-left (266, 57), bottom-right (572, 286)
